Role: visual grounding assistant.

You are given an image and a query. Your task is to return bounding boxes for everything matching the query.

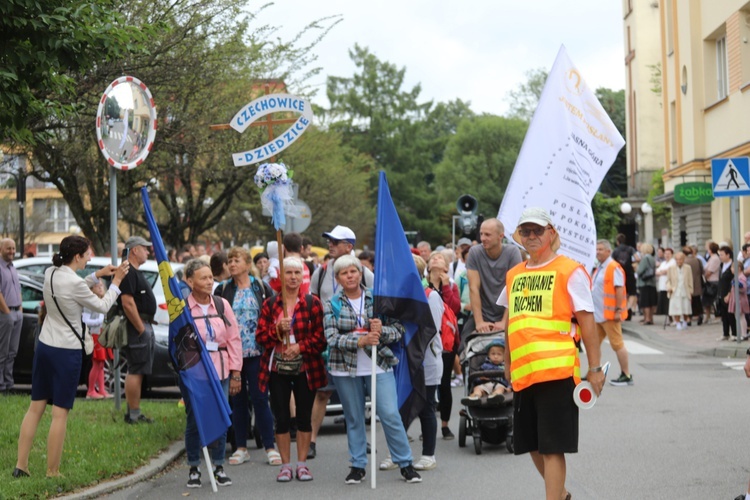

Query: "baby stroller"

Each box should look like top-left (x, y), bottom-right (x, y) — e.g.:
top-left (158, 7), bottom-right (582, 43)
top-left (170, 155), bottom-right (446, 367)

top-left (458, 331), bottom-right (514, 455)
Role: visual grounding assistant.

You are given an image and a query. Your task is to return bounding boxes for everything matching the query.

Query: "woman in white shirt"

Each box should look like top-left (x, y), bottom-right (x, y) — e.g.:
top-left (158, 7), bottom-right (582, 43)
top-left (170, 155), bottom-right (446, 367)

top-left (14, 235), bottom-right (128, 479)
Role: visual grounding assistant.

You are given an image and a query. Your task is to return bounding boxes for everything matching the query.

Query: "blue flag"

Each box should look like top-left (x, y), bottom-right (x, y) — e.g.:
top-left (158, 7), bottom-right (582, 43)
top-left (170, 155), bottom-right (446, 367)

top-left (141, 188), bottom-right (232, 447)
top-left (373, 171), bottom-right (437, 427)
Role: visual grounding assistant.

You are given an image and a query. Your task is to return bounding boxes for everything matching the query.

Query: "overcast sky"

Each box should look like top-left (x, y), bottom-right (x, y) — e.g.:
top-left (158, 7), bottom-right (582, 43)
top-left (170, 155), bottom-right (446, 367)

top-left (258, 0), bottom-right (626, 116)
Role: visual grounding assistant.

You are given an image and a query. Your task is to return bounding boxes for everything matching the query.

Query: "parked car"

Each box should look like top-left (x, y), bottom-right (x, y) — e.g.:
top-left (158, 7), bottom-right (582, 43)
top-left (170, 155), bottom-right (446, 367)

top-left (12, 258), bottom-right (180, 393)
top-left (13, 256), bottom-right (183, 327)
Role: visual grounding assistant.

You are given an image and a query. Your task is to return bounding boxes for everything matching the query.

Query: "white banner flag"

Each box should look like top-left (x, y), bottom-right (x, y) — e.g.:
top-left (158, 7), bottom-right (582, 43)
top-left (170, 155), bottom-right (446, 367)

top-left (498, 45), bottom-right (625, 265)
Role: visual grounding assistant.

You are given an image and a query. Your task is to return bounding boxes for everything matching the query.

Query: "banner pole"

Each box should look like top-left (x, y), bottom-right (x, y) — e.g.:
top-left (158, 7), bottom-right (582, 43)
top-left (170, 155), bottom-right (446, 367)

top-left (371, 343), bottom-right (377, 489)
top-left (202, 446), bottom-right (218, 492)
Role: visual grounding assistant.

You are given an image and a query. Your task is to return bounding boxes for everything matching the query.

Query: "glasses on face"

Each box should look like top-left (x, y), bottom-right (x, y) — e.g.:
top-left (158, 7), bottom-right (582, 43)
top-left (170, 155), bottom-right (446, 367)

top-left (328, 239), bottom-right (344, 246)
top-left (518, 226), bottom-right (549, 238)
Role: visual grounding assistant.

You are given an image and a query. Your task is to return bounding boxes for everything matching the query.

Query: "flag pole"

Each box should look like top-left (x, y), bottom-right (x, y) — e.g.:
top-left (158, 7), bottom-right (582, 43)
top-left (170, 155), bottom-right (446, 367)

top-left (202, 446), bottom-right (218, 493)
top-left (371, 343), bottom-right (377, 489)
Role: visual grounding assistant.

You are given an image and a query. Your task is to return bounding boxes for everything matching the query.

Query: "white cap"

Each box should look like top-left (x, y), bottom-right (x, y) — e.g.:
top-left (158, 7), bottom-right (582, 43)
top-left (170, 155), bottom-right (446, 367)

top-left (516, 207), bottom-right (553, 227)
top-left (322, 225), bottom-right (356, 244)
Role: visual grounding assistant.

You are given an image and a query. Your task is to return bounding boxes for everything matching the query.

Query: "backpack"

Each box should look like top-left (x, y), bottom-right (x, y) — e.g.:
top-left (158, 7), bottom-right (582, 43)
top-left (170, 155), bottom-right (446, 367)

top-left (192, 295), bottom-right (231, 327)
top-left (426, 288), bottom-right (458, 353)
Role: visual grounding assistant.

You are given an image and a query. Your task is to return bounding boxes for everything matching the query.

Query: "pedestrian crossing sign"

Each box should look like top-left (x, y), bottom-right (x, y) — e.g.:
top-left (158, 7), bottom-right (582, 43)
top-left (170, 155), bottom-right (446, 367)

top-left (712, 157), bottom-right (750, 197)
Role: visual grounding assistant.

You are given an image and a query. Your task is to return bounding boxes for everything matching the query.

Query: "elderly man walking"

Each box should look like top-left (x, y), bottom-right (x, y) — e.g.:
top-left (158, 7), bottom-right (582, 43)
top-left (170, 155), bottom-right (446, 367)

top-left (0, 238), bottom-right (22, 395)
top-left (497, 207), bottom-right (603, 500)
top-left (592, 239), bottom-right (633, 386)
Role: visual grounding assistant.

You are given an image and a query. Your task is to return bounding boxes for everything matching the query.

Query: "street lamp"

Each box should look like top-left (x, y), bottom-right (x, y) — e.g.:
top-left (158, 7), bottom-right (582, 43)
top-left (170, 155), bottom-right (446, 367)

top-left (620, 202), bottom-right (632, 214)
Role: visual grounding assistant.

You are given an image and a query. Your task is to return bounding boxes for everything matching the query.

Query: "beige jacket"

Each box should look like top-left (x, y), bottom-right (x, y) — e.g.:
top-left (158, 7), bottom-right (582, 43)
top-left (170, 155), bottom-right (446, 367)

top-left (39, 265), bottom-right (120, 350)
top-left (666, 264), bottom-right (694, 299)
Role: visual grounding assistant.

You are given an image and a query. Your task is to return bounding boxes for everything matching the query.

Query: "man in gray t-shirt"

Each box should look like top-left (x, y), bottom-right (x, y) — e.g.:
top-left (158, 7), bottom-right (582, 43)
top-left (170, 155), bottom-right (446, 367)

top-left (464, 218), bottom-right (522, 336)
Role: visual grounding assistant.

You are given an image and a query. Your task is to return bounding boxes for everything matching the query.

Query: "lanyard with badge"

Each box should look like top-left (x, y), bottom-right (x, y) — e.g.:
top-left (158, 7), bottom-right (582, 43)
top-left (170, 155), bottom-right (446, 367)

top-left (348, 297), bottom-right (368, 340)
top-left (204, 303), bottom-right (219, 352)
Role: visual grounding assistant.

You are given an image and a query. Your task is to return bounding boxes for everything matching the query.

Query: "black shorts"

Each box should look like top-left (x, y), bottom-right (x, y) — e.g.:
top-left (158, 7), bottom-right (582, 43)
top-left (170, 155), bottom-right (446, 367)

top-left (513, 378), bottom-right (578, 455)
top-left (124, 323), bottom-right (155, 375)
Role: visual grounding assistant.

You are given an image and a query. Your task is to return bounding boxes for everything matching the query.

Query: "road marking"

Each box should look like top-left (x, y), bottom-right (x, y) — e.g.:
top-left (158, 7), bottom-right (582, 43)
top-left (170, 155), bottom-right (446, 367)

top-left (722, 361), bottom-right (746, 371)
top-left (605, 339), bottom-right (663, 355)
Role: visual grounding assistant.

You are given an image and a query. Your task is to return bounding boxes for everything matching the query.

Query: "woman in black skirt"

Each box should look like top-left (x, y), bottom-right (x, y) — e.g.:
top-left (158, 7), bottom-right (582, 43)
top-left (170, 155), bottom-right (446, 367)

top-left (13, 236), bottom-right (128, 479)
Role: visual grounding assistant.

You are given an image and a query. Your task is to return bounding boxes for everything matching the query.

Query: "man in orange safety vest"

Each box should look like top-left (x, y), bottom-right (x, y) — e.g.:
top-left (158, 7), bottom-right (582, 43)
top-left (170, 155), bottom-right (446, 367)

top-left (497, 207), bottom-right (603, 500)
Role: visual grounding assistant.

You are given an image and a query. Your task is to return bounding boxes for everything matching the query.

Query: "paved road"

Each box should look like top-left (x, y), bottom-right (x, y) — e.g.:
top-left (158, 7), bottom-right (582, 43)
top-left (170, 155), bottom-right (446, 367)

top-left (72, 319), bottom-right (750, 499)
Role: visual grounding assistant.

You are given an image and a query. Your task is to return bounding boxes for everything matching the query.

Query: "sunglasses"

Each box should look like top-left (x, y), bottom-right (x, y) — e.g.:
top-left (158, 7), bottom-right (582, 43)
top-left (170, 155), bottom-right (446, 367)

top-left (518, 226), bottom-right (549, 237)
top-left (328, 239), bottom-right (343, 245)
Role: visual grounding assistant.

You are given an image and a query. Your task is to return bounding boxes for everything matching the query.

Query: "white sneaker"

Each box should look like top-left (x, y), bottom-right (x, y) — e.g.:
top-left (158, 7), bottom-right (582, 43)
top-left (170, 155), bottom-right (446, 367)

top-left (379, 456), bottom-right (397, 470)
top-left (450, 376), bottom-right (464, 387)
top-left (681, 321), bottom-right (688, 330)
top-left (413, 455), bottom-right (436, 470)
top-left (676, 323), bottom-right (683, 331)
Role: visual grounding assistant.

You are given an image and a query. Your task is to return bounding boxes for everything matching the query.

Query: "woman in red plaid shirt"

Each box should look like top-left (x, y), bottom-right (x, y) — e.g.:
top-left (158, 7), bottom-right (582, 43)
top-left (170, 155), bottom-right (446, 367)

top-left (257, 257), bottom-right (327, 483)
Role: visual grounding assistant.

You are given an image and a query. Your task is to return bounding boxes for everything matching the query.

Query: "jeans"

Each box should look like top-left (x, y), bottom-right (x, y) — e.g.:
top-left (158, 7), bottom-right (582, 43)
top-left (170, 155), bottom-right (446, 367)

top-left (231, 356), bottom-right (275, 449)
top-left (417, 385), bottom-right (437, 456)
top-left (334, 372), bottom-right (413, 469)
top-left (181, 377), bottom-right (229, 467)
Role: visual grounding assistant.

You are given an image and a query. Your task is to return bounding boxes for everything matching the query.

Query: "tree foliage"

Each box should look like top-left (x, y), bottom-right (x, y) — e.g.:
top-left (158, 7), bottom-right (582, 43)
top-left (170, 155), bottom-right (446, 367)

top-left (25, 0), bottom-right (338, 253)
top-left (504, 68), bottom-right (548, 122)
top-left (434, 115), bottom-right (527, 235)
top-left (591, 192), bottom-right (623, 243)
top-left (595, 87), bottom-right (627, 197)
top-left (0, 0), bottom-right (150, 144)
top-left (213, 127), bottom-right (374, 247)
top-left (324, 45), bottom-right (475, 244)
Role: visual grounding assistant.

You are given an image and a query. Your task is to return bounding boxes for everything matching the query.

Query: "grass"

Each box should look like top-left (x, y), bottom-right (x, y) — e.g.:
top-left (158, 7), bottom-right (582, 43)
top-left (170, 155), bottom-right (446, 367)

top-left (0, 395), bottom-right (185, 499)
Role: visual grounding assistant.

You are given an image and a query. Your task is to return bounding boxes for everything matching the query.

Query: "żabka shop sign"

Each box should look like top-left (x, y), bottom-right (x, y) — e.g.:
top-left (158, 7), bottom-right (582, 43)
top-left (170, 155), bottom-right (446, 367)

top-left (674, 182), bottom-right (714, 205)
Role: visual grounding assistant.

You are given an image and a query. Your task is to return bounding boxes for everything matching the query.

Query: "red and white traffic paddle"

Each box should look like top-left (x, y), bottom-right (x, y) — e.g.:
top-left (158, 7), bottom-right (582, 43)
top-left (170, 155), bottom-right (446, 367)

top-left (573, 362), bottom-right (611, 410)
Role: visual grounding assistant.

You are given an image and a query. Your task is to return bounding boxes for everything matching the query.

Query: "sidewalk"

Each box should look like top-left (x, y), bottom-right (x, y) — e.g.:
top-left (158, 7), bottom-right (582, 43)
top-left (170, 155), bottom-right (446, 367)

top-left (621, 313), bottom-right (749, 359)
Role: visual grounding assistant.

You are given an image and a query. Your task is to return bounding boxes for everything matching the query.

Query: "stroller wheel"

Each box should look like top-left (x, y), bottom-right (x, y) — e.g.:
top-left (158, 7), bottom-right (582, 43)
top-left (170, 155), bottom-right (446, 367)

top-left (458, 415), bottom-right (467, 448)
top-left (473, 433), bottom-right (482, 455)
top-left (505, 434), bottom-right (514, 454)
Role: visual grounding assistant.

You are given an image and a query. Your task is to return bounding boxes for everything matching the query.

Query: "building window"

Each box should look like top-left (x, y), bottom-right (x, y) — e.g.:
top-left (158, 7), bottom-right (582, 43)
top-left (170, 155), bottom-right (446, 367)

top-left (36, 244), bottom-right (59, 258)
top-left (717, 36), bottom-right (728, 99)
top-left (33, 199), bottom-right (76, 233)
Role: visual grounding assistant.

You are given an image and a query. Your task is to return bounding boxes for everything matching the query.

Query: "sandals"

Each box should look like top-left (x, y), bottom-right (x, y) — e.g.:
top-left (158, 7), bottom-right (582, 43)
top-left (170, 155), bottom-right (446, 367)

top-left (276, 466), bottom-right (293, 482)
top-left (296, 465), bottom-right (313, 481)
top-left (266, 449), bottom-right (282, 466)
top-left (228, 449), bottom-right (250, 465)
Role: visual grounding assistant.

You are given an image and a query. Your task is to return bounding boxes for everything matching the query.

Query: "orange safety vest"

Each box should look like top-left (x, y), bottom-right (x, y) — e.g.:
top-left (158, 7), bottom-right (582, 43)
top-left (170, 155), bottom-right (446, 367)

top-left (506, 255), bottom-right (586, 392)
top-left (593, 259), bottom-right (627, 321)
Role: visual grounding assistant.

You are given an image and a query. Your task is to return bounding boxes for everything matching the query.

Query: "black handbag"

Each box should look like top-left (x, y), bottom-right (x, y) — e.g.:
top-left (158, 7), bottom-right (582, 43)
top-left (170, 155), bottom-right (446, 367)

top-left (640, 266), bottom-right (655, 281)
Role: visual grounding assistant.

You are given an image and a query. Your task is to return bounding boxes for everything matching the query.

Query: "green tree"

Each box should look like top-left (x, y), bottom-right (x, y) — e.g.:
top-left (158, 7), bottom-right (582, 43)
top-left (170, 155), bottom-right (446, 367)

top-left (0, 0), bottom-right (149, 144)
top-left (214, 127), bottom-right (374, 247)
top-left (591, 192), bottom-right (623, 243)
top-left (595, 87), bottom-right (627, 197)
top-left (504, 68), bottom-right (548, 122)
top-left (434, 115), bottom-right (528, 239)
top-left (325, 46), bottom-right (478, 243)
top-left (28, 0), bottom-right (338, 253)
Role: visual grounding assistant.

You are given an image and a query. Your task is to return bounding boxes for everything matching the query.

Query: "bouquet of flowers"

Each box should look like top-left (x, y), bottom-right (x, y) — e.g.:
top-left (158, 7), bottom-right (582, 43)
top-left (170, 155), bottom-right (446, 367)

top-left (254, 162), bottom-right (292, 190)
top-left (254, 162), bottom-right (299, 230)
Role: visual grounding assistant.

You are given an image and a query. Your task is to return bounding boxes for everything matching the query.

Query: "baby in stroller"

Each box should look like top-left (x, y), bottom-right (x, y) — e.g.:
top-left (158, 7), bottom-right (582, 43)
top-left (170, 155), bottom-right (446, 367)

top-left (461, 339), bottom-right (510, 406)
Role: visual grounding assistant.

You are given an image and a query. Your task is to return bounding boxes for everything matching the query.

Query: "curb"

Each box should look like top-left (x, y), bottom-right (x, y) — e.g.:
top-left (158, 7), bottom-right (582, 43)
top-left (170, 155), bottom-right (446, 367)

top-left (62, 440), bottom-right (185, 499)
top-left (622, 324), bottom-right (748, 359)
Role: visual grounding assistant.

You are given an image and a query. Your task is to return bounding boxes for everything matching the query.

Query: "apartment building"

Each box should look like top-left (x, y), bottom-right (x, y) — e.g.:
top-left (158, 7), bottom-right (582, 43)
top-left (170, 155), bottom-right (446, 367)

top-left (627, 0), bottom-right (750, 247)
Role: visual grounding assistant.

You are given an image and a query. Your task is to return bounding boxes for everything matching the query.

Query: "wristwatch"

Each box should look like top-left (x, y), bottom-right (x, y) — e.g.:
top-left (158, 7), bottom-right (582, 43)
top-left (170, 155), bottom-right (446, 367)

top-left (589, 365), bottom-right (604, 373)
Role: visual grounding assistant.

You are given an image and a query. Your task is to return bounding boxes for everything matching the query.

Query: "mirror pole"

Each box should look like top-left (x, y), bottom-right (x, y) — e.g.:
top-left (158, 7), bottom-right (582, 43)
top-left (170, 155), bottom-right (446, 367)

top-left (110, 166), bottom-right (122, 410)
